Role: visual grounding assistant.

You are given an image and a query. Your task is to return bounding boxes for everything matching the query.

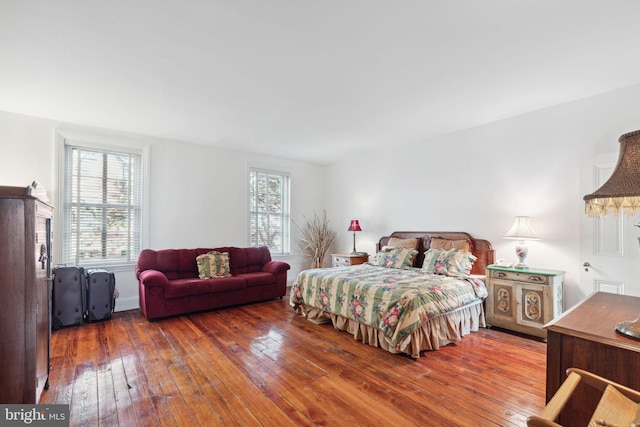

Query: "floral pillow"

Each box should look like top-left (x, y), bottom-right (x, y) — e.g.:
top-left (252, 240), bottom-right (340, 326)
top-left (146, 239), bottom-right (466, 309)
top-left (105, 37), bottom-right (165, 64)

top-left (371, 248), bottom-right (418, 269)
top-left (422, 248), bottom-right (477, 277)
top-left (196, 251), bottom-right (232, 279)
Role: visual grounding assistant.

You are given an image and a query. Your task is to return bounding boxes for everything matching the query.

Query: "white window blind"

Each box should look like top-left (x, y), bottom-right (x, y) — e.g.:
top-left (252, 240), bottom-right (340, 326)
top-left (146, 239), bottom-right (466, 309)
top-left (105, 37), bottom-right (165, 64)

top-left (249, 168), bottom-right (290, 255)
top-left (62, 144), bottom-right (143, 266)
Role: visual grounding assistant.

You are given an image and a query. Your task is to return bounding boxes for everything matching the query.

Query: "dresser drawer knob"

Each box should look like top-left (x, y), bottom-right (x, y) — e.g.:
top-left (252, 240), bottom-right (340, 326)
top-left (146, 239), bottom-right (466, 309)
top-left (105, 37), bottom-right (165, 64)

top-left (495, 272), bottom-right (507, 278)
top-left (529, 276), bottom-right (544, 282)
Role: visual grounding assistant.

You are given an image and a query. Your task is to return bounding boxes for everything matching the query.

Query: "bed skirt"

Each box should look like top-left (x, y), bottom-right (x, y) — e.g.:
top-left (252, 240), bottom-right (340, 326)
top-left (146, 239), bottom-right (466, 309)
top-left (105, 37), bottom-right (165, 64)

top-left (293, 301), bottom-right (486, 358)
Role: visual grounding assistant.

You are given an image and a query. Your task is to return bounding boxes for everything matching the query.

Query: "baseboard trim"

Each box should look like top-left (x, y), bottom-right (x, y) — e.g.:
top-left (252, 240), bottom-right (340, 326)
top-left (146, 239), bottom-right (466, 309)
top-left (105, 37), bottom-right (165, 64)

top-left (115, 296), bottom-right (139, 312)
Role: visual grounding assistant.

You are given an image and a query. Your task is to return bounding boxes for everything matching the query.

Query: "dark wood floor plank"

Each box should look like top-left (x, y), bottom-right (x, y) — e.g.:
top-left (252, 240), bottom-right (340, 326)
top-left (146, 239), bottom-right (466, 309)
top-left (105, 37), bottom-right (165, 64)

top-left (229, 309), bottom-right (412, 424)
top-left (46, 324), bottom-right (80, 405)
top-left (106, 356), bottom-right (138, 426)
top-left (160, 318), bottom-right (255, 426)
top-left (190, 312), bottom-right (345, 426)
top-left (409, 359), bottom-right (526, 425)
top-left (47, 326), bottom-right (76, 405)
top-left (86, 321), bottom-right (118, 426)
top-left (187, 312), bottom-right (303, 427)
top-left (273, 318), bottom-right (455, 425)
top-left (40, 299), bottom-right (546, 426)
top-left (152, 318), bottom-right (223, 426)
top-left (101, 315), bottom-right (138, 426)
top-left (70, 362), bottom-right (98, 425)
top-left (125, 312), bottom-right (189, 426)
top-left (167, 316), bottom-right (256, 424)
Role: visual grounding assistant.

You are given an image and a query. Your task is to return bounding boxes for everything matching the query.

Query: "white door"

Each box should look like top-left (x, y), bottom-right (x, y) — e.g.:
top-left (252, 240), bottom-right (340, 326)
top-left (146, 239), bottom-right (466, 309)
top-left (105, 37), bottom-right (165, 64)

top-left (579, 152), bottom-right (640, 303)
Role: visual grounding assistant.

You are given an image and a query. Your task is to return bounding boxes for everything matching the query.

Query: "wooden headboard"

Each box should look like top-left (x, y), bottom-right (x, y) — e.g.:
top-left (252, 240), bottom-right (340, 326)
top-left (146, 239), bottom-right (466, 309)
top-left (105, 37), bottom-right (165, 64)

top-left (377, 231), bottom-right (495, 275)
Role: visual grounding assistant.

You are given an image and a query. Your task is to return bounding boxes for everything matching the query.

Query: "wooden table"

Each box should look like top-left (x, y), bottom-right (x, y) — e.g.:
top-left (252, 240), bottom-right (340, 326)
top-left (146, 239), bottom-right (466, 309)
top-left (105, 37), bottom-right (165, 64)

top-left (545, 291), bottom-right (640, 426)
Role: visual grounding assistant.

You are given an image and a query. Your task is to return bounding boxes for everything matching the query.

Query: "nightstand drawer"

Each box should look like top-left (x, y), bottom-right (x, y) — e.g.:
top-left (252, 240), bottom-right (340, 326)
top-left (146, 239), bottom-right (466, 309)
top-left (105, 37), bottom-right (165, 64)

top-left (333, 256), bottom-right (351, 267)
top-left (331, 253), bottom-right (368, 267)
top-left (488, 269), bottom-right (550, 285)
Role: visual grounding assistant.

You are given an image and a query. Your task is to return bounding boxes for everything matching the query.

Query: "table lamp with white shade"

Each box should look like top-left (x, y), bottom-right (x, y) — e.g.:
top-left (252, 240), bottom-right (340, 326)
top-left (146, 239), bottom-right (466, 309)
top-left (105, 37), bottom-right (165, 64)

top-left (503, 216), bottom-right (540, 269)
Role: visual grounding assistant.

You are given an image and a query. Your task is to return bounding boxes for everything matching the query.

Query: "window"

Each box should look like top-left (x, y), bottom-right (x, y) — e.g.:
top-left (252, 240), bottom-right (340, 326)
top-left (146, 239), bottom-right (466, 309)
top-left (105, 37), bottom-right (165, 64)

top-left (61, 143), bottom-right (143, 266)
top-left (249, 168), bottom-right (290, 255)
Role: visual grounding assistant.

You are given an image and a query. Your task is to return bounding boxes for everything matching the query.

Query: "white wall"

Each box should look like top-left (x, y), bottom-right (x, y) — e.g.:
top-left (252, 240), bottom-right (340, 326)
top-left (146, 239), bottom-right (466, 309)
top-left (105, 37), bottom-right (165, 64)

top-left (325, 83), bottom-right (640, 309)
top-left (4, 83), bottom-right (640, 312)
top-left (0, 111), bottom-right (57, 197)
top-left (146, 138), bottom-right (326, 275)
top-left (0, 111), bottom-right (326, 311)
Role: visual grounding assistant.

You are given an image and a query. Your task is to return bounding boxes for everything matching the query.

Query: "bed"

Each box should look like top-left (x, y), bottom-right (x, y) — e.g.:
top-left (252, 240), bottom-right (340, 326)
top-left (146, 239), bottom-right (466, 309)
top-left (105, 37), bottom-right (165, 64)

top-left (289, 231), bottom-right (495, 358)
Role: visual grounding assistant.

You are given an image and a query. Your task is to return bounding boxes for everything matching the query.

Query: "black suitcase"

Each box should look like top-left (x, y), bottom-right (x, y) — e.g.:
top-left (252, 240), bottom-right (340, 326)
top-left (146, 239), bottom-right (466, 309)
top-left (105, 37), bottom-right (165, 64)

top-left (52, 265), bottom-right (86, 329)
top-left (85, 269), bottom-right (116, 322)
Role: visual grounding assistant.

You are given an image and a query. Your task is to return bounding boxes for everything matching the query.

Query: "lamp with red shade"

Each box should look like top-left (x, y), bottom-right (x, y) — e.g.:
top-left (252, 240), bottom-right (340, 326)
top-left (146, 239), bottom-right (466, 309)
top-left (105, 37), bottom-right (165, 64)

top-left (348, 219), bottom-right (362, 254)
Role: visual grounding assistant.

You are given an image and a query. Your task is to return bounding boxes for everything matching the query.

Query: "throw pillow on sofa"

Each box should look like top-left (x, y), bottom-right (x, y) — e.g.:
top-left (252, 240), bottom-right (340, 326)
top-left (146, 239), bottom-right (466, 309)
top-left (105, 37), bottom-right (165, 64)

top-left (196, 253), bottom-right (213, 279)
top-left (196, 251), bottom-right (232, 279)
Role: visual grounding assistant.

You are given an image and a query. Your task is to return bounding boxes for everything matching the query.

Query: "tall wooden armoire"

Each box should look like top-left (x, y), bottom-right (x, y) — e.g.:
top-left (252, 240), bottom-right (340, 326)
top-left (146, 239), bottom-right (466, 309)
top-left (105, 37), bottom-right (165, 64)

top-left (0, 182), bottom-right (53, 403)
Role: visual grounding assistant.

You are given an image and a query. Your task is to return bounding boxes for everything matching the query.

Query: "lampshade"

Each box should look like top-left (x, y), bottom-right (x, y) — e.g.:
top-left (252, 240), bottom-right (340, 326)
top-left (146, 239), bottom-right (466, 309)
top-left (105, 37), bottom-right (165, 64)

top-left (503, 216), bottom-right (540, 241)
top-left (584, 130), bottom-right (640, 218)
top-left (348, 219), bottom-right (362, 232)
top-left (503, 216), bottom-right (539, 269)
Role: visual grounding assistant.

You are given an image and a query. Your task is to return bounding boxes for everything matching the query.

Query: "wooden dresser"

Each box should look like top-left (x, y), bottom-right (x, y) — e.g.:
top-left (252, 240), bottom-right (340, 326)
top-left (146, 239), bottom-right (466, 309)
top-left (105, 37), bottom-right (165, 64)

top-left (331, 253), bottom-right (369, 267)
top-left (545, 291), bottom-right (640, 427)
top-left (0, 183), bottom-right (53, 403)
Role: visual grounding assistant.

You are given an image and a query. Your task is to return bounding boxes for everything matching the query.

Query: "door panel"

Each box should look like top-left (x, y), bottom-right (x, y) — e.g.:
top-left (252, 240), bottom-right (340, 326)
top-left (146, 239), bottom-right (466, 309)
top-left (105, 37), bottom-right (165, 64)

top-left (580, 152), bottom-right (640, 301)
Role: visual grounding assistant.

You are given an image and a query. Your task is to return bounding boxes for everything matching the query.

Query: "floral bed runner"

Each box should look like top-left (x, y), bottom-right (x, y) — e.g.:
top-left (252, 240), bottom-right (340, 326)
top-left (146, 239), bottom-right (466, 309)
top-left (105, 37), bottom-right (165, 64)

top-left (290, 264), bottom-right (487, 347)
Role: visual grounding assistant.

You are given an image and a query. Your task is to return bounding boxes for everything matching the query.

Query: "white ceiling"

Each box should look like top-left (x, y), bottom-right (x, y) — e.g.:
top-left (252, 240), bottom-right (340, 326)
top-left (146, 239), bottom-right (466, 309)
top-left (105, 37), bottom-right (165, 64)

top-left (2, 1), bottom-right (640, 164)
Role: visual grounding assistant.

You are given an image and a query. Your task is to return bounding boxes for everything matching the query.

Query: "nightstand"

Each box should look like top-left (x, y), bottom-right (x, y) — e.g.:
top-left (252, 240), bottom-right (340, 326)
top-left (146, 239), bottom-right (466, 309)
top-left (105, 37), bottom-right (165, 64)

top-left (485, 265), bottom-right (564, 339)
top-left (331, 253), bottom-right (369, 267)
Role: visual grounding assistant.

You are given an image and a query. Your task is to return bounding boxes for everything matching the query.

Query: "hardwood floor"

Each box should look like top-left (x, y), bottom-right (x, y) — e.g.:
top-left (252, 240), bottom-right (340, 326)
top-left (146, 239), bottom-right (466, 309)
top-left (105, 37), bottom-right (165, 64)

top-left (41, 298), bottom-right (547, 426)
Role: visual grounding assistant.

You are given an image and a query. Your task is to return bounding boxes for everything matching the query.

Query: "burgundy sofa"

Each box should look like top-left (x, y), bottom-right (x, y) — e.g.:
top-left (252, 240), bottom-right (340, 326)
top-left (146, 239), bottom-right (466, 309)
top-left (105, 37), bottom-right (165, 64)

top-left (136, 246), bottom-right (290, 320)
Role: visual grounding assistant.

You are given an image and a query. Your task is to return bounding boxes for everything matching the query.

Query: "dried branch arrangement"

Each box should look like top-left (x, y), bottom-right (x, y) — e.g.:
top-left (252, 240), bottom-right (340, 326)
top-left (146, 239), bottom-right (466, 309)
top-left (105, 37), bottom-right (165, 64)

top-left (294, 210), bottom-right (337, 268)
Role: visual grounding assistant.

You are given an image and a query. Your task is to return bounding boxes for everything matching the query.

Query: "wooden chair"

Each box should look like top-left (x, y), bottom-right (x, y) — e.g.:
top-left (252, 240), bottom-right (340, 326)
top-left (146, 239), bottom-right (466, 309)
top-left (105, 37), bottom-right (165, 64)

top-left (527, 368), bottom-right (640, 427)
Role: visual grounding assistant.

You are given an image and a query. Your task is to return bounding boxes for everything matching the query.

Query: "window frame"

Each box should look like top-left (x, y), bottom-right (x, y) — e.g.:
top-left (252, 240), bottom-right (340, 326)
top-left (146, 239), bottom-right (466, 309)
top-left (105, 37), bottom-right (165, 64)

top-left (55, 130), bottom-right (149, 269)
top-left (248, 166), bottom-right (291, 256)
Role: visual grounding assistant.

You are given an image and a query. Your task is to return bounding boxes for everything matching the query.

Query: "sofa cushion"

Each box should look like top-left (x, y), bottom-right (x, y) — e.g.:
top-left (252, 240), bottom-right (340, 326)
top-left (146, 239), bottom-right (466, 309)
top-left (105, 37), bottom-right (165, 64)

top-left (164, 278), bottom-right (211, 299)
top-left (207, 276), bottom-right (246, 293)
top-left (235, 272), bottom-right (275, 287)
top-left (216, 246), bottom-right (271, 274)
top-left (144, 248), bottom-right (203, 280)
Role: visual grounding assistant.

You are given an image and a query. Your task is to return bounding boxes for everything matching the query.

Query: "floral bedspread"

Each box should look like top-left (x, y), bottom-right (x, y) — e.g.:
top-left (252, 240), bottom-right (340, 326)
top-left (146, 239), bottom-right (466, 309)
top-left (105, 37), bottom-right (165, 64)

top-left (290, 264), bottom-right (487, 347)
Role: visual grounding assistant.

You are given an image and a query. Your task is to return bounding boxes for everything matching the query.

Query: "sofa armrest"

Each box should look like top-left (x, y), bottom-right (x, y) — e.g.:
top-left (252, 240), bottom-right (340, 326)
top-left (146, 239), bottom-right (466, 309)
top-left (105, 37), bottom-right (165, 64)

top-left (262, 260), bottom-right (291, 274)
top-left (138, 269), bottom-right (170, 287)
